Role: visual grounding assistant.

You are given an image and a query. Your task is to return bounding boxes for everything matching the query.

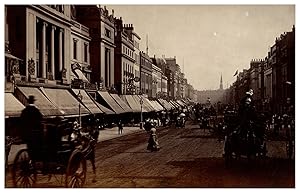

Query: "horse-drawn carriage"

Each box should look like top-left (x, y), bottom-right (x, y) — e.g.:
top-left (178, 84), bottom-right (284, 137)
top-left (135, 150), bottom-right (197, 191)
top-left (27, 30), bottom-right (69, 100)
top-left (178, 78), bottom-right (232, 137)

top-left (11, 118), bottom-right (98, 188)
top-left (223, 112), bottom-right (267, 166)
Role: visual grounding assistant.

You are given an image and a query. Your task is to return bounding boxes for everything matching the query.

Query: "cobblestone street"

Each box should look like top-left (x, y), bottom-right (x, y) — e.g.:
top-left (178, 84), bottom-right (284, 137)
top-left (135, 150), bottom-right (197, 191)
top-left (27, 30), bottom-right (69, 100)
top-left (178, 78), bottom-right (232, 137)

top-left (5, 121), bottom-right (294, 188)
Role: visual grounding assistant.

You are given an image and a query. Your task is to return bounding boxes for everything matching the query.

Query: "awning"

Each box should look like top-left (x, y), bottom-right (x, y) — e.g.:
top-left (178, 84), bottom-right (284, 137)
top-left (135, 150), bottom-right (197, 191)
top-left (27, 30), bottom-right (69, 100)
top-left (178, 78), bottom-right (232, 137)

top-left (174, 100), bottom-right (183, 108)
top-left (148, 100), bottom-right (160, 111)
top-left (151, 100), bottom-right (165, 111)
top-left (94, 100), bottom-right (115, 115)
top-left (40, 87), bottom-right (90, 116)
top-left (165, 100), bottom-right (175, 110)
top-left (150, 100), bottom-right (159, 111)
top-left (154, 100), bottom-right (165, 111)
top-left (5, 93), bottom-right (25, 118)
top-left (121, 95), bottom-right (140, 113)
top-left (110, 94), bottom-right (133, 113)
top-left (168, 100), bottom-right (176, 108)
top-left (132, 95), bottom-right (148, 112)
top-left (97, 91), bottom-right (125, 114)
top-left (169, 100), bottom-right (180, 109)
top-left (142, 97), bottom-right (156, 112)
top-left (5, 53), bottom-right (23, 60)
top-left (72, 89), bottom-right (103, 114)
top-left (177, 100), bottom-right (186, 107)
top-left (74, 68), bottom-right (89, 83)
top-left (16, 87), bottom-right (63, 117)
top-left (157, 99), bottom-right (171, 111)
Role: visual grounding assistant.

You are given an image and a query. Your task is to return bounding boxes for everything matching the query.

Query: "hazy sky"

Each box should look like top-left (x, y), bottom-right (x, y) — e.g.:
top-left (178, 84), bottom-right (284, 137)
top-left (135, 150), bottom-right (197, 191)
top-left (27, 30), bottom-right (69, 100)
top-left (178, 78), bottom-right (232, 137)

top-left (107, 5), bottom-right (294, 90)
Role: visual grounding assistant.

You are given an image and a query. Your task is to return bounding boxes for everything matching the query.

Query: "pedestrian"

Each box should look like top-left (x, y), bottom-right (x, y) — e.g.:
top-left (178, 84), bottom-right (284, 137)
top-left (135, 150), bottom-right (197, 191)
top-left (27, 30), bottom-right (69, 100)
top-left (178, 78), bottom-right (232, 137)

top-left (147, 127), bottom-right (160, 152)
top-left (117, 120), bottom-right (123, 134)
top-left (20, 95), bottom-right (43, 161)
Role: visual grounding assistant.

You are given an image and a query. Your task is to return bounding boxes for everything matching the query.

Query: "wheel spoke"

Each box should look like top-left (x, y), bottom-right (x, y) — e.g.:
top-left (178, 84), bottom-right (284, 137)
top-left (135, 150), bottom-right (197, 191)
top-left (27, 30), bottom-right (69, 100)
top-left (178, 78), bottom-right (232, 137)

top-left (28, 175), bottom-right (35, 184)
top-left (71, 177), bottom-right (77, 188)
top-left (16, 175), bottom-right (23, 184)
top-left (75, 175), bottom-right (84, 186)
top-left (20, 177), bottom-right (26, 187)
top-left (68, 176), bottom-right (76, 187)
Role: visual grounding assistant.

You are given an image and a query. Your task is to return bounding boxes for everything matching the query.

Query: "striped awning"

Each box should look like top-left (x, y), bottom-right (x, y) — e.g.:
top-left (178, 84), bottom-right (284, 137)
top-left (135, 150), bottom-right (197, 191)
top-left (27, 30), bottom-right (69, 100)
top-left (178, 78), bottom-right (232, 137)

top-left (132, 95), bottom-right (148, 112)
top-left (16, 87), bottom-right (63, 117)
top-left (72, 89), bottom-right (103, 114)
top-left (151, 100), bottom-right (165, 111)
top-left (94, 100), bottom-right (115, 115)
top-left (110, 94), bottom-right (133, 113)
top-left (157, 99), bottom-right (171, 111)
top-left (142, 97), bottom-right (156, 112)
top-left (5, 93), bottom-right (25, 118)
top-left (176, 100), bottom-right (186, 107)
top-left (121, 95), bottom-right (140, 113)
top-left (97, 91), bottom-right (125, 114)
top-left (40, 87), bottom-right (90, 116)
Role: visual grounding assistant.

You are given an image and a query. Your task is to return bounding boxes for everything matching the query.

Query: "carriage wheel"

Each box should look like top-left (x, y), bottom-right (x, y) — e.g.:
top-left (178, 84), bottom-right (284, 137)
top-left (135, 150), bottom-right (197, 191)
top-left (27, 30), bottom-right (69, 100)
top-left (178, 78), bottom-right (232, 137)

top-left (65, 149), bottom-right (86, 188)
top-left (12, 149), bottom-right (37, 188)
top-left (224, 136), bottom-right (232, 167)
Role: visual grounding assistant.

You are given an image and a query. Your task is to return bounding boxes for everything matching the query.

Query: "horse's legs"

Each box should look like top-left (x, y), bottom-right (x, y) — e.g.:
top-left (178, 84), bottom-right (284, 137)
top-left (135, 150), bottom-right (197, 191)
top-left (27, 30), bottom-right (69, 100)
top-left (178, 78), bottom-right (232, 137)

top-left (90, 151), bottom-right (97, 183)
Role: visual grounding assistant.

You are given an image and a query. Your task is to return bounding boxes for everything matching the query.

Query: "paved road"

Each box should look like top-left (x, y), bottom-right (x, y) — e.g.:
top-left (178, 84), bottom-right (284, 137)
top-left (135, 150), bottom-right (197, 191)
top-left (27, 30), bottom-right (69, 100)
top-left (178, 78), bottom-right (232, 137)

top-left (5, 122), bottom-right (294, 188)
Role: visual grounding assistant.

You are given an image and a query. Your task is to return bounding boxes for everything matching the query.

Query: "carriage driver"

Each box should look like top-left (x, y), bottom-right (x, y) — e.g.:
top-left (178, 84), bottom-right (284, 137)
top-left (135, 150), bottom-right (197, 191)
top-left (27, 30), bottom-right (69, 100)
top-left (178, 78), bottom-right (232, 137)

top-left (237, 89), bottom-right (257, 138)
top-left (20, 95), bottom-right (44, 161)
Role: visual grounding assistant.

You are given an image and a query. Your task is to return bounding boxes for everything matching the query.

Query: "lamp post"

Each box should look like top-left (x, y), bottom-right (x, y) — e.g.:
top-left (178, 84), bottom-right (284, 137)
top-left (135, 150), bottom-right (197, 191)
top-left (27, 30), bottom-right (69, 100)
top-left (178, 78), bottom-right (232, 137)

top-left (77, 89), bottom-right (83, 127)
top-left (140, 92), bottom-right (143, 129)
top-left (131, 77), bottom-right (143, 129)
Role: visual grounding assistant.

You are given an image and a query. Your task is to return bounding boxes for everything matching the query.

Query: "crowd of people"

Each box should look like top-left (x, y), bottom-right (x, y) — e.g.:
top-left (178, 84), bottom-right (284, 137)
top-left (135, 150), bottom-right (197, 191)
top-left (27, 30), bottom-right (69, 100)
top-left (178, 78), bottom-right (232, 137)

top-left (6, 88), bottom-right (295, 169)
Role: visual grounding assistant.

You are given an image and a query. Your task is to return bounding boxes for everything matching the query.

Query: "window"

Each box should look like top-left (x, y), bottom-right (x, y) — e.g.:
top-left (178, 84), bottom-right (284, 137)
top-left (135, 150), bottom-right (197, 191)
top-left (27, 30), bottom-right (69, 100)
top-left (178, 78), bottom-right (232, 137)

top-left (84, 43), bottom-right (88, 62)
top-left (73, 39), bottom-right (77, 59)
top-left (105, 28), bottom-right (111, 38)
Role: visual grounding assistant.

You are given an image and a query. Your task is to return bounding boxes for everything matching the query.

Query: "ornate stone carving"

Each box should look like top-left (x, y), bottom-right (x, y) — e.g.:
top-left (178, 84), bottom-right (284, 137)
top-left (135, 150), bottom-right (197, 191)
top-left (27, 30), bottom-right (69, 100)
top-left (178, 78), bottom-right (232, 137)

top-left (71, 5), bottom-right (76, 20)
top-left (47, 72), bottom-right (54, 80)
top-left (10, 60), bottom-right (20, 75)
top-left (62, 68), bottom-right (67, 78)
top-left (28, 59), bottom-right (35, 75)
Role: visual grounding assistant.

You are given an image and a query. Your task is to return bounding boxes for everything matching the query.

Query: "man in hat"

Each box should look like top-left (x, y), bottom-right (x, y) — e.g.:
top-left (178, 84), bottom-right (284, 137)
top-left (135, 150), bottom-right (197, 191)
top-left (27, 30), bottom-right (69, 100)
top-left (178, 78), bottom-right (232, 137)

top-left (20, 95), bottom-right (43, 161)
top-left (237, 89), bottom-right (256, 138)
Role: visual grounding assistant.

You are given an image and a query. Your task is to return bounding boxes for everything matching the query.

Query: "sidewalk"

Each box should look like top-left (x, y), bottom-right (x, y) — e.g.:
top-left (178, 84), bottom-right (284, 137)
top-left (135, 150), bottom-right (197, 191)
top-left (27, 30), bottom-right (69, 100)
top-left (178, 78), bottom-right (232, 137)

top-left (7, 126), bottom-right (143, 166)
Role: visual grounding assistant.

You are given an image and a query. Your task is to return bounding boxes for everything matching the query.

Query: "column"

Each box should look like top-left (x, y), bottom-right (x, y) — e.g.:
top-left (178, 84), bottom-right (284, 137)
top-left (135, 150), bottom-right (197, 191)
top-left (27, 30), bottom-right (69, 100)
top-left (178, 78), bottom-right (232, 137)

top-left (58, 28), bottom-right (63, 73)
top-left (41, 21), bottom-right (47, 79)
top-left (5, 6), bottom-right (9, 52)
top-left (51, 25), bottom-right (56, 79)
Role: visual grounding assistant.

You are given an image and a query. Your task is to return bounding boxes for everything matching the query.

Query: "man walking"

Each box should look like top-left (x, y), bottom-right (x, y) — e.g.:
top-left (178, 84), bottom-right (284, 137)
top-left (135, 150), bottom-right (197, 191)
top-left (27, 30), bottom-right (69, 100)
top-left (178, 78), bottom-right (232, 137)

top-left (117, 120), bottom-right (123, 135)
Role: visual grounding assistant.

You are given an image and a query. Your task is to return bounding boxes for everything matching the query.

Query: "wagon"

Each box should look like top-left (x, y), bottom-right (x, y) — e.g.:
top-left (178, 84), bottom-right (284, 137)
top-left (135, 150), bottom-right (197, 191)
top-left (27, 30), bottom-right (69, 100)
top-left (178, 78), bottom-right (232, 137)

top-left (223, 119), bottom-right (267, 167)
top-left (12, 120), bottom-right (87, 188)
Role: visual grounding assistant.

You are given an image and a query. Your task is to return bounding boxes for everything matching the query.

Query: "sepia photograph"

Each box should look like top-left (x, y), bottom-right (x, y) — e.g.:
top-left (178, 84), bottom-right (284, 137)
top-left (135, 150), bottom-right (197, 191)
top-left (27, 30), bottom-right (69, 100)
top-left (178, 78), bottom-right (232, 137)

top-left (3, 2), bottom-right (295, 188)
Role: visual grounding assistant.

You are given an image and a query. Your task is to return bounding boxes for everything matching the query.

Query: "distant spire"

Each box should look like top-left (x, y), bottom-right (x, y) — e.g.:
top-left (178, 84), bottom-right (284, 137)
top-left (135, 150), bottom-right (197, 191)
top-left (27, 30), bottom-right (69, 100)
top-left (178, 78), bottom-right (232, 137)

top-left (220, 74), bottom-right (223, 90)
top-left (146, 34), bottom-right (149, 55)
top-left (183, 57), bottom-right (185, 74)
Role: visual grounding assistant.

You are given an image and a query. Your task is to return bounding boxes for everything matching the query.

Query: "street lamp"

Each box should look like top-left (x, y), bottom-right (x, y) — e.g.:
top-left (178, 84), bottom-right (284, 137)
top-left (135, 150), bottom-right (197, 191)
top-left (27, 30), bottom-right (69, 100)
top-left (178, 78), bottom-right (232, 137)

top-left (77, 89), bottom-right (83, 128)
top-left (140, 92), bottom-right (143, 129)
top-left (128, 77), bottom-right (143, 129)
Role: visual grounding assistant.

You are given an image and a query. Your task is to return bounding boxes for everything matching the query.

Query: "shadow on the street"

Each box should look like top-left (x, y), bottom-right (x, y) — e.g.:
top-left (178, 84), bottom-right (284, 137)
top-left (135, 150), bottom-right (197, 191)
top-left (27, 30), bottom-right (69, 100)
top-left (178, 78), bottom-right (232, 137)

top-left (180, 135), bottom-right (216, 139)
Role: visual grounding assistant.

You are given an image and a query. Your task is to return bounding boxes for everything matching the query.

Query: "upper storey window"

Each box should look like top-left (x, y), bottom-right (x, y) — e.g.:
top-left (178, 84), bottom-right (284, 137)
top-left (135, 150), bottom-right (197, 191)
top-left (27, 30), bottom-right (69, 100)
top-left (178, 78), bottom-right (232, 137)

top-left (48, 5), bottom-right (64, 14)
top-left (105, 28), bottom-right (111, 39)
